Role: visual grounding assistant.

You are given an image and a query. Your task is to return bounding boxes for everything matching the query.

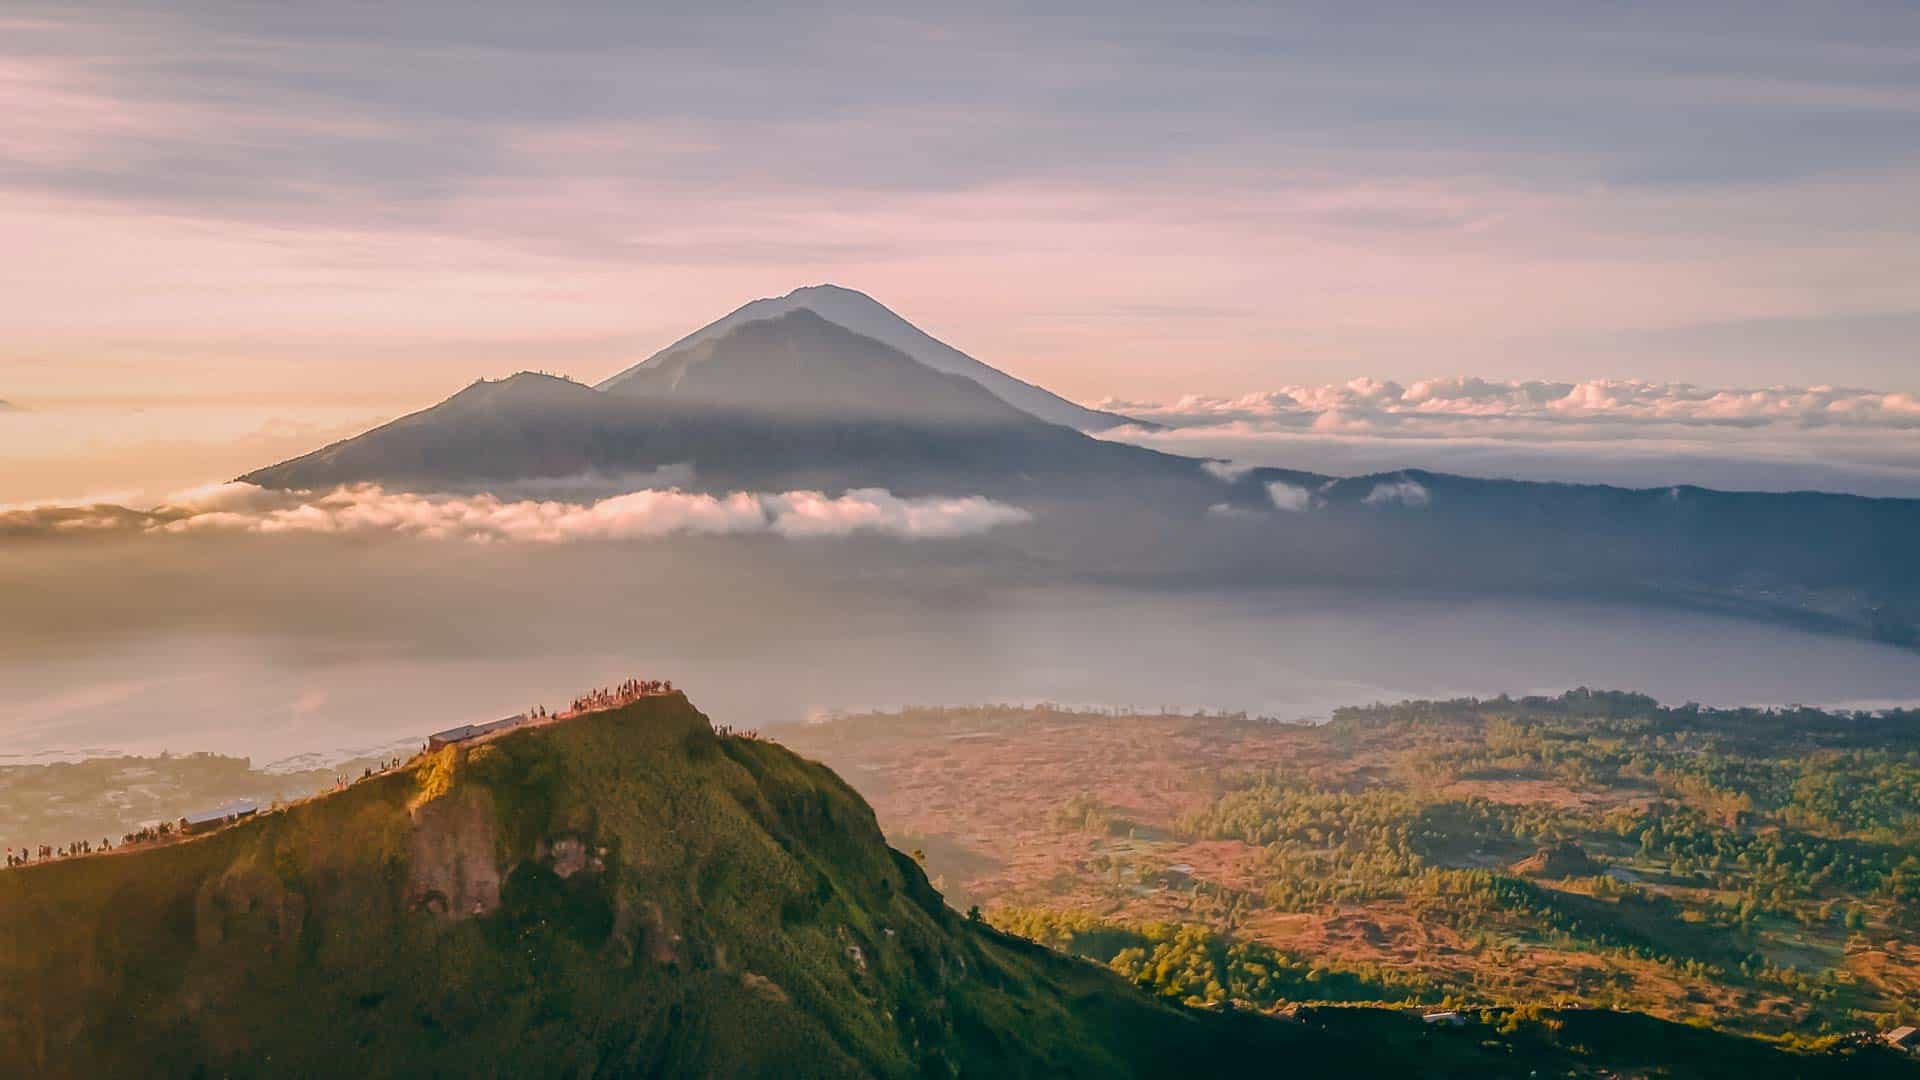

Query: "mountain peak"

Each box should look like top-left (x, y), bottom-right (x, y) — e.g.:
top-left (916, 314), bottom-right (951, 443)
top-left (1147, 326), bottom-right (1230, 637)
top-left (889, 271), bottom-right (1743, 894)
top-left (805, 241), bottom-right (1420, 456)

top-left (787, 282), bottom-right (873, 300)
top-left (599, 287), bottom-right (1141, 432)
top-left (609, 306), bottom-right (1039, 426)
top-left (239, 297), bottom-right (1209, 497)
top-left (483, 370), bottom-right (588, 390)
top-left (446, 370), bottom-right (599, 407)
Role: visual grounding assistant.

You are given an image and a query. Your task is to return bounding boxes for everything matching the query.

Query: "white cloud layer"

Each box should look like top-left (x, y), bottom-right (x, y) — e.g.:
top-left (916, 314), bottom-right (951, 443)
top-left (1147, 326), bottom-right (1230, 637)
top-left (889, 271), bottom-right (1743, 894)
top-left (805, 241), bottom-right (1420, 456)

top-left (1362, 480), bottom-right (1431, 507)
top-left (1201, 459), bottom-right (1256, 482)
top-left (0, 483), bottom-right (1031, 543)
top-left (1099, 376), bottom-right (1920, 498)
top-left (1265, 482), bottom-right (1317, 512)
top-left (1101, 378), bottom-right (1920, 431)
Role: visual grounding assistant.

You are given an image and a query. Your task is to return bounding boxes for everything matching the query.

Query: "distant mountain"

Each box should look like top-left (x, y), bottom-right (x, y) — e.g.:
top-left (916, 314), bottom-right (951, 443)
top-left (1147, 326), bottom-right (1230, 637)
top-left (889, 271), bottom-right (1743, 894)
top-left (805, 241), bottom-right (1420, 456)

top-left (242, 311), bottom-right (1205, 500)
top-left (1196, 466), bottom-right (1920, 645)
top-left (599, 284), bottom-right (1141, 431)
top-left (239, 294), bottom-right (1920, 648)
top-left (0, 693), bottom-right (1886, 1077)
top-left (601, 307), bottom-right (1039, 425)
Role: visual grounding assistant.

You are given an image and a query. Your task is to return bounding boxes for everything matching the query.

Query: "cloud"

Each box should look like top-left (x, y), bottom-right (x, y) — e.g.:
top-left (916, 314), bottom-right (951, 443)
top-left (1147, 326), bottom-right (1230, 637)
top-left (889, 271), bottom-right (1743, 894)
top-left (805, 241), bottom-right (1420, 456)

top-left (1266, 482), bottom-right (1316, 512)
top-left (159, 481), bottom-right (289, 514)
top-left (1096, 375), bottom-right (1920, 498)
top-left (0, 489), bottom-right (147, 514)
top-left (761, 489), bottom-right (1031, 539)
top-left (1201, 459), bottom-right (1255, 482)
top-left (1362, 480), bottom-right (1431, 507)
top-left (1100, 378), bottom-right (1920, 431)
top-left (0, 483), bottom-right (1031, 543)
top-left (5, 5), bottom-right (1920, 412)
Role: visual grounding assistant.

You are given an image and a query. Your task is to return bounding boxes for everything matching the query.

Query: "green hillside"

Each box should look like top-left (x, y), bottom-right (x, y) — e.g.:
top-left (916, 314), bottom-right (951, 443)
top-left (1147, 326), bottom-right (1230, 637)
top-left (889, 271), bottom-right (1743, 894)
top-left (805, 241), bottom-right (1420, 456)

top-left (0, 695), bottom-right (1907, 1077)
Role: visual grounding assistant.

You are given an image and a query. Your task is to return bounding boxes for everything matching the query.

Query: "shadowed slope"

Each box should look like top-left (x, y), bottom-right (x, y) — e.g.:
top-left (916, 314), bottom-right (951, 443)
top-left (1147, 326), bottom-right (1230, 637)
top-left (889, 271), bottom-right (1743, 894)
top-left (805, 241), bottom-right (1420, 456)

top-left (239, 371), bottom-right (621, 491)
top-left (603, 307), bottom-right (1044, 425)
top-left (242, 313), bottom-right (1211, 500)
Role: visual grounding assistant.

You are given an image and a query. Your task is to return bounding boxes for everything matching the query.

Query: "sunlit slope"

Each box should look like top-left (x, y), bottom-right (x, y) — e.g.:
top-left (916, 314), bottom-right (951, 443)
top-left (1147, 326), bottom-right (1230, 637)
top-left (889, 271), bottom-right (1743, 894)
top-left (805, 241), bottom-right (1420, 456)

top-left (0, 695), bottom-right (1330, 1077)
top-left (3, 694), bottom-right (1907, 1077)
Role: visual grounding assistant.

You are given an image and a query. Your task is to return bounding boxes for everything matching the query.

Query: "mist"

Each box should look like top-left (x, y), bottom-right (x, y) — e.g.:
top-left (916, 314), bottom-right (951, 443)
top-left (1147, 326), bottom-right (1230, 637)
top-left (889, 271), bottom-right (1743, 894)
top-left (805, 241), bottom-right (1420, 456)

top-left (6, 527), bottom-right (1919, 765)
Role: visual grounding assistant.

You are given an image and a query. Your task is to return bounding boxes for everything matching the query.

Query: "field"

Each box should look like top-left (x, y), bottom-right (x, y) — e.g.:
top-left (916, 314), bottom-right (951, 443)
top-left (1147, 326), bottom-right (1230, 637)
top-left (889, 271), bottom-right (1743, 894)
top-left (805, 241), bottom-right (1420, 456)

top-left (783, 691), bottom-right (1920, 1044)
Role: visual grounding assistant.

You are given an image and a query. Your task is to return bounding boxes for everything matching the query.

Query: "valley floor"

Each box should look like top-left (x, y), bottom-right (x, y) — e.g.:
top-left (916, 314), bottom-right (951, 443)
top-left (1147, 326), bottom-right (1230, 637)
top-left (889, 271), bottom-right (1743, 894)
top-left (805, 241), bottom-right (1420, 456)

top-left (783, 692), bottom-right (1920, 1048)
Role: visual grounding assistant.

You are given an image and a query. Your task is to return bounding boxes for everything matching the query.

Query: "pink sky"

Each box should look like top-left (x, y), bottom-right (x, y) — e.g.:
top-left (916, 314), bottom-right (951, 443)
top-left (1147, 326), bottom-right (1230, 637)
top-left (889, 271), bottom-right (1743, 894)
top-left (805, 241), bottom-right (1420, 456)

top-left (4, 4), bottom-right (1919, 505)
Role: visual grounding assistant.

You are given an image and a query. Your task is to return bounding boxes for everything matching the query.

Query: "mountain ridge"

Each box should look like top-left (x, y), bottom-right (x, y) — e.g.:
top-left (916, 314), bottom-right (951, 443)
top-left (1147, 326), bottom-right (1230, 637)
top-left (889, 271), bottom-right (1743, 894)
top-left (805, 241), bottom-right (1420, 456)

top-left (232, 296), bottom-right (1920, 649)
top-left (0, 691), bottom-right (1899, 1077)
top-left (239, 312), bottom-right (1207, 500)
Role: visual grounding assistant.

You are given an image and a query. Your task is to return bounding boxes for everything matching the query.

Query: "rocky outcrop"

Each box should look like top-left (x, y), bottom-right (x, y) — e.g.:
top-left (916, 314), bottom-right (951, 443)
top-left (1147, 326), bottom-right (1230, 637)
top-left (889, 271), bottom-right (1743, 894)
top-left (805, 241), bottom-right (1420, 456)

top-left (406, 784), bottom-right (501, 918)
top-left (1512, 841), bottom-right (1602, 879)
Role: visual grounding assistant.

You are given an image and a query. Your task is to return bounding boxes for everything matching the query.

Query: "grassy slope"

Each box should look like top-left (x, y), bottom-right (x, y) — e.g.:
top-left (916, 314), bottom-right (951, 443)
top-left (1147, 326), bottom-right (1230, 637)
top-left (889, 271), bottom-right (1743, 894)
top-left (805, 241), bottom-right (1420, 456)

top-left (0, 695), bottom-right (1906, 1078)
top-left (0, 696), bottom-right (1288, 1077)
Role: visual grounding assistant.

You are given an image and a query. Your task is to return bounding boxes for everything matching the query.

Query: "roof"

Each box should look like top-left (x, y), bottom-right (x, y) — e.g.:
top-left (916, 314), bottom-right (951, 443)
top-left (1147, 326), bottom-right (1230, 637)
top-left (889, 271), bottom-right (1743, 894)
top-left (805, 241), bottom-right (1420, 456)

top-left (183, 799), bottom-right (258, 826)
top-left (430, 715), bottom-right (525, 745)
top-left (1887, 1026), bottom-right (1920, 1045)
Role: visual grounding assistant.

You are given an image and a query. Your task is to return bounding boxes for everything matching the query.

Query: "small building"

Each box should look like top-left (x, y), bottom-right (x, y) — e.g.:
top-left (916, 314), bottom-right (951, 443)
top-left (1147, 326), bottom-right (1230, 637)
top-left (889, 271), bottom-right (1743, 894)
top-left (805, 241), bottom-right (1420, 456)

top-left (1421, 1011), bottom-right (1466, 1027)
top-left (427, 724), bottom-right (481, 750)
top-left (1885, 1026), bottom-right (1920, 1052)
top-left (428, 714), bottom-right (526, 750)
top-left (182, 799), bottom-right (259, 835)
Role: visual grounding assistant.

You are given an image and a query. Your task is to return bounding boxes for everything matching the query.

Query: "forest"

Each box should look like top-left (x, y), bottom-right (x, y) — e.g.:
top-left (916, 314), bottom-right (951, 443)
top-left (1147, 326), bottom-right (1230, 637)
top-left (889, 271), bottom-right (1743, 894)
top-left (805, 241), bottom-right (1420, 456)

top-left (788, 690), bottom-right (1920, 1046)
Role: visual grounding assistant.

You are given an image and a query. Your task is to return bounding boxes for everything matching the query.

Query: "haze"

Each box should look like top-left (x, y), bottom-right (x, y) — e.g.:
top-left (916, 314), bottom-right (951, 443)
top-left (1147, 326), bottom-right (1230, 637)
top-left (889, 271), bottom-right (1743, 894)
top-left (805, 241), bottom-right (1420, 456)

top-left (7, 534), bottom-right (1920, 764)
top-left (5, 4), bottom-right (1920, 762)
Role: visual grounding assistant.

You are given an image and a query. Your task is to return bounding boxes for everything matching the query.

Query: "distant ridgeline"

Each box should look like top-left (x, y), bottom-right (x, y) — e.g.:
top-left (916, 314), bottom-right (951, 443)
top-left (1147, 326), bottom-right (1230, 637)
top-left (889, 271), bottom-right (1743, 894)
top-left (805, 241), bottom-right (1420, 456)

top-left (1329, 688), bottom-right (1920, 746)
top-left (0, 692), bottom-right (1898, 1078)
top-left (237, 289), bottom-right (1920, 649)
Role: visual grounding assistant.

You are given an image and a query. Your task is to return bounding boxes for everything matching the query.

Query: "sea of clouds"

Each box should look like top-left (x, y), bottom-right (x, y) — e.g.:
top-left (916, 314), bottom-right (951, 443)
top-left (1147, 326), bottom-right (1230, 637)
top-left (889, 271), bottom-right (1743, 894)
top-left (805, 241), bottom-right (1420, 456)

top-left (0, 483), bottom-right (1032, 543)
top-left (1100, 378), bottom-right (1920, 429)
top-left (1100, 378), bottom-right (1920, 497)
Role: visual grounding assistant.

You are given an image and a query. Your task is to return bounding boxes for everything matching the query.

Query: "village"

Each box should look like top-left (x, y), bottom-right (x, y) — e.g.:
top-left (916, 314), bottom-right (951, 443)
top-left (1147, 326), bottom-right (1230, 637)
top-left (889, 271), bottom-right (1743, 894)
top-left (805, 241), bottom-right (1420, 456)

top-left (3, 676), bottom-right (680, 871)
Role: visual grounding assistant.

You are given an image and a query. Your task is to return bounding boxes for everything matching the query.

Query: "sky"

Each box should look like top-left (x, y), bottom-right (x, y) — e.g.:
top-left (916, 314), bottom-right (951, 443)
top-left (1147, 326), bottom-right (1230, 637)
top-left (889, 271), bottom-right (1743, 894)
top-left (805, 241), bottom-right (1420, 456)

top-left (3, 2), bottom-right (1919, 498)
top-left (7, 3), bottom-right (1920, 758)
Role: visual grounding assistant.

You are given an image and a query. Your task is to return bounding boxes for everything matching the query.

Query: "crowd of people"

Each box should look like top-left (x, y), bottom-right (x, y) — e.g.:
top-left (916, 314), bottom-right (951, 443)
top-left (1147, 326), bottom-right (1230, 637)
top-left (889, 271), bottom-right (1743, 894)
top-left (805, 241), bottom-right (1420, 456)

top-left (356, 756), bottom-right (407, 782)
top-left (565, 677), bottom-right (672, 716)
top-left (4, 676), bottom-right (681, 872)
top-left (122, 821), bottom-right (177, 847)
top-left (712, 723), bottom-right (765, 741)
top-left (7, 837), bottom-right (112, 867)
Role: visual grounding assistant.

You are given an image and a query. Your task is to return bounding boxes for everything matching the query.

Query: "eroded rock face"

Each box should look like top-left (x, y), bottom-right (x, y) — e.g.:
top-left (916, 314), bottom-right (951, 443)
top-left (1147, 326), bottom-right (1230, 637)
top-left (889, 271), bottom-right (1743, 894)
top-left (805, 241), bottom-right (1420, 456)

top-left (408, 786), bottom-right (501, 919)
top-left (544, 835), bottom-right (605, 880)
top-left (194, 862), bottom-right (306, 952)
